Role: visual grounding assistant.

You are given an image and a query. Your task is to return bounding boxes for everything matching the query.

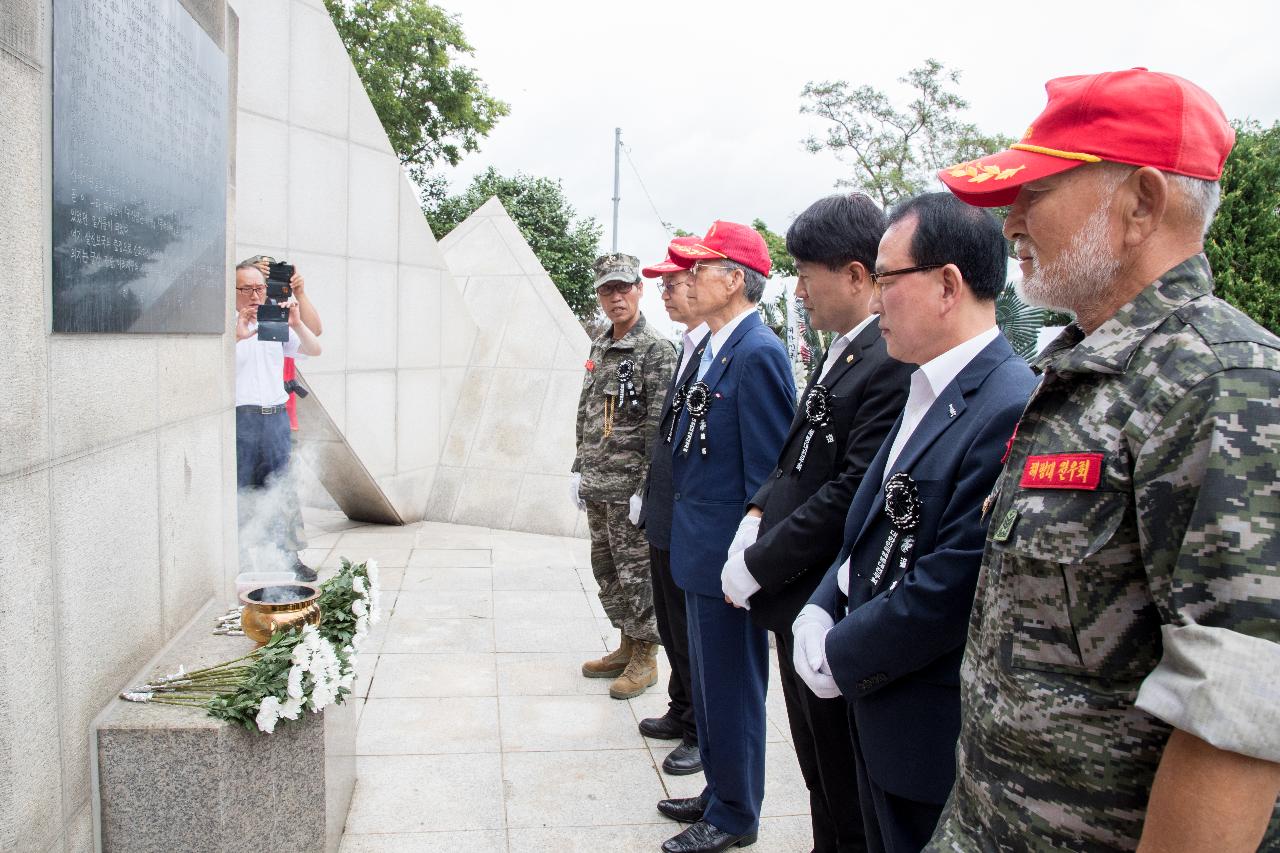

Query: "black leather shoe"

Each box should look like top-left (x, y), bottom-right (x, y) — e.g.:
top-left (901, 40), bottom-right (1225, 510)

top-left (291, 560), bottom-right (318, 583)
top-left (639, 713), bottom-right (684, 740)
top-left (661, 820), bottom-right (757, 852)
top-left (662, 741), bottom-right (702, 776)
top-left (656, 794), bottom-right (707, 823)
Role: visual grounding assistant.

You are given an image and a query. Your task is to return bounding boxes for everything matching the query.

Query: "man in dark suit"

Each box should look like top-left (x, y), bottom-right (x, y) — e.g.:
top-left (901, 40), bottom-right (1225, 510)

top-left (635, 237), bottom-right (709, 776)
top-left (794, 193), bottom-right (1038, 853)
top-left (657, 221), bottom-right (795, 853)
top-left (719, 194), bottom-right (913, 853)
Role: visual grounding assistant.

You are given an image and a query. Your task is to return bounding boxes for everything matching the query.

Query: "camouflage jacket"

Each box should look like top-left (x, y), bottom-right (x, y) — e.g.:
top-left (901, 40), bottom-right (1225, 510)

top-left (929, 255), bottom-right (1280, 852)
top-left (573, 314), bottom-right (677, 502)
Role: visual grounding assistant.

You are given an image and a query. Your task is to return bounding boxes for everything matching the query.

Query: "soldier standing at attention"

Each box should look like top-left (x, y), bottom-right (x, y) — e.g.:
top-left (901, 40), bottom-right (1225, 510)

top-left (929, 69), bottom-right (1280, 850)
top-left (573, 253), bottom-right (678, 699)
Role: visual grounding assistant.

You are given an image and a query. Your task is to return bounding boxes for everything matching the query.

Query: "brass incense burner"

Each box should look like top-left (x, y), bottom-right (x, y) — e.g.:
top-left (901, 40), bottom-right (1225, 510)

top-left (239, 584), bottom-right (322, 645)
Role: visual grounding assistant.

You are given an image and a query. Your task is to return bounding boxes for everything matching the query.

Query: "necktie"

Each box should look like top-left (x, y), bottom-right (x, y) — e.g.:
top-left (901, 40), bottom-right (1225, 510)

top-left (696, 343), bottom-right (714, 380)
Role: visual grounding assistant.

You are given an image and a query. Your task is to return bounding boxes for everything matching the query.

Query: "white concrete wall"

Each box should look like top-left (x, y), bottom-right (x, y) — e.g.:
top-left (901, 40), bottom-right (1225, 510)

top-left (0, 2), bottom-right (238, 850)
top-left (431, 199), bottom-right (590, 538)
top-left (230, 0), bottom-right (477, 523)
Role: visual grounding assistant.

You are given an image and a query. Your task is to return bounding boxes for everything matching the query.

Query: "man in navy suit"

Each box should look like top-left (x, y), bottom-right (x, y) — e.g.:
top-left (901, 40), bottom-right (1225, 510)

top-left (720, 193), bottom-right (913, 853)
top-left (794, 193), bottom-right (1038, 853)
top-left (657, 221), bottom-right (796, 853)
top-left (635, 237), bottom-right (710, 776)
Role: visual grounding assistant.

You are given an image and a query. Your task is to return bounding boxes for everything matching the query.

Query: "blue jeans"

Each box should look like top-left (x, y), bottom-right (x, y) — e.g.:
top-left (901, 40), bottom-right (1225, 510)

top-left (235, 407), bottom-right (293, 565)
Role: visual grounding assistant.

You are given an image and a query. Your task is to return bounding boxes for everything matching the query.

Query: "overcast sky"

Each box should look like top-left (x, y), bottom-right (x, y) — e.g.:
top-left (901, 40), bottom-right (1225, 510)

top-left (429, 0), bottom-right (1280, 333)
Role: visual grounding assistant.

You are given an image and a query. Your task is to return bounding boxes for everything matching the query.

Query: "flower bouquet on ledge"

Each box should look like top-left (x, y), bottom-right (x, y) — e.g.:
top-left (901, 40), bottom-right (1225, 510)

top-left (120, 559), bottom-right (381, 733)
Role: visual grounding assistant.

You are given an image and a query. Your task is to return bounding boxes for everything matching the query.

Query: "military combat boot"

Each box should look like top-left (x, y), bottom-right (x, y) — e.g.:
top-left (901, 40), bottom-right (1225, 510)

top-left (582, 633), bottom-right (632, 678)
top-left (609, 640), bottom-right (658, 699)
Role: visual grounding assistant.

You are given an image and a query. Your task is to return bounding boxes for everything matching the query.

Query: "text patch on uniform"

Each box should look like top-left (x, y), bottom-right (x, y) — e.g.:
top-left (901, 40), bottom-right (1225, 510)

top-left (1019, 453), bottom-right (1103, 490)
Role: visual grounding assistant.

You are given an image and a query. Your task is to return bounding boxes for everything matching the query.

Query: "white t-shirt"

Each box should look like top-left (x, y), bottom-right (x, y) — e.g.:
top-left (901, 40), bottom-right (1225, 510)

top-left (235, 324), bottom-right (303, 407)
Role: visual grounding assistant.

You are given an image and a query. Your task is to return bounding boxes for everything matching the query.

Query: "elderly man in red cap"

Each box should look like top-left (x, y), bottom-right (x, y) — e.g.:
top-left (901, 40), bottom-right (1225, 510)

top-left (655, 221), bottom-right (795, 852)
top-left (633, 237), bottom-right (711, 777)
top-left (930, 69), bottom-right (1280, 851)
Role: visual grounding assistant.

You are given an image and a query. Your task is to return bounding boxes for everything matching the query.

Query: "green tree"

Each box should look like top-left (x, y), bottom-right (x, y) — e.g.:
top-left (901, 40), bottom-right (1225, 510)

top-left (751, 219), bottom-right (797, 277)
top-left (1206, 120), bottom-right (1280, 334)
top-left (426, 168), bottom-right (604, 321)
top-left (801, 59), bottom-right (1013, 209)
top-left (325, 0), bottom-right (509, 188)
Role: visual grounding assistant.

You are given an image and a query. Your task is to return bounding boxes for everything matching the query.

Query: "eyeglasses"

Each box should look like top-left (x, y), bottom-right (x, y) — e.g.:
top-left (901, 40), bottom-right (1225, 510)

top-left (869, 263), bottom-right (946, 296)
top-left (657, 276), bottom-right (692, 294)
top-left (691, 261), bottom-right (734, 277)
top-left (236, 286), bottom-right (266, 295)
top-left (595, 280), bottom-right (637, 297)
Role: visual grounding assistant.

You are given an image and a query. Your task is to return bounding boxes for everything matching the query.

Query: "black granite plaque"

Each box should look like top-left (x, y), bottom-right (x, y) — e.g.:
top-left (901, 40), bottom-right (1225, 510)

top-left (52, 0), bottom-right (227, 334)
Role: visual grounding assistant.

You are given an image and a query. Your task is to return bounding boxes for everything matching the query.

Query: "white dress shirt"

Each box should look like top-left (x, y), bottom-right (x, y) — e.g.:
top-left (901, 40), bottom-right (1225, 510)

top-left (678, 322), bottom-right (710, 379)
top-left (830, 325), bottom-right (999, 596)
top-left (235, 324), bottom-right (303, 407)
top-left (706, 306), bottom-right (758, 362)
top-left (816, 314), bottom-right (879, 384)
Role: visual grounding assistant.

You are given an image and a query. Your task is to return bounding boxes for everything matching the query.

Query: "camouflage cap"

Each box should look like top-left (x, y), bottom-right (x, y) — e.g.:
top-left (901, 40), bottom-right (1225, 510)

top-left (593, 253), bottom-right (642, 288)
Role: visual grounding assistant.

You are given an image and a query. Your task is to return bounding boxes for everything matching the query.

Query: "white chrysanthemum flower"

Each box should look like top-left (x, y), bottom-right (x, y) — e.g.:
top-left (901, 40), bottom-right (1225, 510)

top-left (122, 691), bottom-right (153, 703)
top-left (291, 642), bottom-right (314, 669)
top-left (279, 697), bottom-right (304, 720)
top-left (301, 623), bottom-right (322, 650)
top-left (352, 575), bottom-right (367, 596)
top-left (351, 596), bottom-right (367, 617)
top-left (365, 560), bottom-right (379, 585)
top-left (287, 664), bottom-right (305, 700)
top-left (255, 696), bottom-right (282, 733)
top-left (338, 669), bottom-right (356, 691)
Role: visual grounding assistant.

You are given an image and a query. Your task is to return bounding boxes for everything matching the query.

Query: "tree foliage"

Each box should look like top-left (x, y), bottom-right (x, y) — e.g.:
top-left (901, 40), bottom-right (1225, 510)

top-left (801, 59), bottom-right (1013, 209)
top-left (1205, 120), bottom-right (1280, 334)
top-left (425, 168), bottom-right (604, 321)
top-left (751, 219), bottom-right (797, 277)
top-left (325, 0), bottom-right (509, 187)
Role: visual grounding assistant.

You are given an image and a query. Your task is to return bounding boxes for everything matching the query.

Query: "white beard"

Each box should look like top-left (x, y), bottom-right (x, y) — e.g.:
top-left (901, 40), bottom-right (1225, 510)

top-left (1018, 204), bottom-right (1121, 315)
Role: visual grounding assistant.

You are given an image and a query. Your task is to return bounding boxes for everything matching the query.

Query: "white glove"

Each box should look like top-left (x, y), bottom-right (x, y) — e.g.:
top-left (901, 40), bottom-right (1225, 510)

top-left (570, 473), bottom-right (585, 512)
top-left (721, 548), bottom-right (761, 609)
top-left (792, 606), bottom-right (841, 699)
top-left (727, 514), bottom-right (761, 557)
top-left (627, 493), bottom-right (642, 526)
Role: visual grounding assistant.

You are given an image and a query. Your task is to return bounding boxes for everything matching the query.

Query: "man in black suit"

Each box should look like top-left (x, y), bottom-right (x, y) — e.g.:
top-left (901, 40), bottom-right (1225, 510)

top-left (719, 194), bottom-right (912, 853)
top-left (635, 237), bottom-right (709, 775)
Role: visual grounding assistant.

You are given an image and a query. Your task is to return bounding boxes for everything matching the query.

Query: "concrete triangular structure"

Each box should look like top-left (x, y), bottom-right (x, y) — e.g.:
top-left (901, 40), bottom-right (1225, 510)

top-left (231, 0), bottom-right (477, 524)
top-left (427, 198), bottom-right (591, 538)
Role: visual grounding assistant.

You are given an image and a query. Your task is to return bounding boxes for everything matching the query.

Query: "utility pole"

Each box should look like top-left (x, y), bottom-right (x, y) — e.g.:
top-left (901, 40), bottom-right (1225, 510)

top-left (611, 127), bottom-right (621, 253)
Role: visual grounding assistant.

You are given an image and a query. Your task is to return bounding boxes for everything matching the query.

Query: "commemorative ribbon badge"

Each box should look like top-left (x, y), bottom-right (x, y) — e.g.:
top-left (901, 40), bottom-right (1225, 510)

top-left (679, 381), bottom-right (712, 457)
top-left (870, 472), bottom-right (923, 590)
top-left (615, 358), bottom-right (642, 412)
top-left (664, 385), bottom-right (686, 446)
top-left (794, 384), bottom-right (834, 474)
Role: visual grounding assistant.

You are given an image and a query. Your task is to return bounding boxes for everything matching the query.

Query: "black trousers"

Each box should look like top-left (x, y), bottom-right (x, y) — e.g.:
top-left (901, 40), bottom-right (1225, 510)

top-left (851, 731), bottom-right (942, 853)
top-left (774, 628), bottom-right (867, 853)
top-left (648, 545), bottom-right (697, 744)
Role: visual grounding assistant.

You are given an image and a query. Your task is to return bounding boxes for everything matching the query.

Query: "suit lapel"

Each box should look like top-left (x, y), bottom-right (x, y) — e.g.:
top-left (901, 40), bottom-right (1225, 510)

top-left (700, 312), bottom-right (762, 393)
top-left (848, 334), bottom-right (1014, 553)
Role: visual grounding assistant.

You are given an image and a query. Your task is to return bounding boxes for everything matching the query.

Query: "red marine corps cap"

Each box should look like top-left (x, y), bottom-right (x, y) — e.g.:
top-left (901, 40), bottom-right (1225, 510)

top-left (939, 68), bottom-right (1235, 207)
top-left (668, 220), bottom-right (772, 277)
top-left (641, 236), bottom-right (699, 278)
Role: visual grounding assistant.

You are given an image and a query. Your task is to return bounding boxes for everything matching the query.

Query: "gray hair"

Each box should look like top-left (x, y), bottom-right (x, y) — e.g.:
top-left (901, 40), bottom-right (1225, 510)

top-left (235, 259), bottom-right (264, 279)
top-left (1167, 174), bottom-right (1221, 236)
top-left (721, 259), bottom-right (767, 303)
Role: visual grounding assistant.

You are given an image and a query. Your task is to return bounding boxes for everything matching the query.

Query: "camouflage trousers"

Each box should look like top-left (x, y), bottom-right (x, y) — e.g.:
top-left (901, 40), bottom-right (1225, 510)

top-left (586, 501), bottom-right (661, 645)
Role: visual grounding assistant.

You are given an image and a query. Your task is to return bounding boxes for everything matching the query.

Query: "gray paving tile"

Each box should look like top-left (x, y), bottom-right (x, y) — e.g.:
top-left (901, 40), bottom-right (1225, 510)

top-left (357, 697), bottom-right (500, 755)
top-left (495, 617), bottom-right (606, 653)
top-left (344, 754), bottom-right (504, 833)
top-left (495, 653), bottom-right (612, 697)
top-left (394, 589), bottom-right (493, 620)
top-left (409, 547), bottom-right (492, 568)
top-left (493, 563), bottom-right (584, 591)
top-left (499, 695), bottom-right (644, 752)
top-left (341, 830), bottom-right (507, 852)
top-left (415, 521), bottom-right (493, 548)
top-left (503, 749), bottom-right (666, 829)
top-left (323, 547), bottom-right (413, 568)
top-left (381, 614), bottom-right (494, 654)
top-left (507, 824), bottom-right (675, 852)
top-left (399, 564), bottom-right (492, 592)
top-left (370, 653), bottom-right (497, 698)
top-left (492, 589), bottom-right (595, 621)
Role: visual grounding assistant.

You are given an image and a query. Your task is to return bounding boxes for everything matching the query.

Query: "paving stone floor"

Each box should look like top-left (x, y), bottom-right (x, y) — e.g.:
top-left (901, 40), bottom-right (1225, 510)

top-left (299, 510), bottom-right (815, 852)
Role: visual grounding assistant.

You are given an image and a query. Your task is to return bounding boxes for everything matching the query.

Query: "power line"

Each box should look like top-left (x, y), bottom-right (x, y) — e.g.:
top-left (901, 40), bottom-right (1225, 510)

top-left (621, 143), bottom-right (675, 237)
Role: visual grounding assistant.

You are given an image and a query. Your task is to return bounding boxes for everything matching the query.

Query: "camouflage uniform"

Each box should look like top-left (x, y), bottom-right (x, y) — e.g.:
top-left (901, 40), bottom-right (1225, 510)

top-left (574, 313), bottom-right (677, 645)
top-left (927, 255), bottom-right (1280, 852)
